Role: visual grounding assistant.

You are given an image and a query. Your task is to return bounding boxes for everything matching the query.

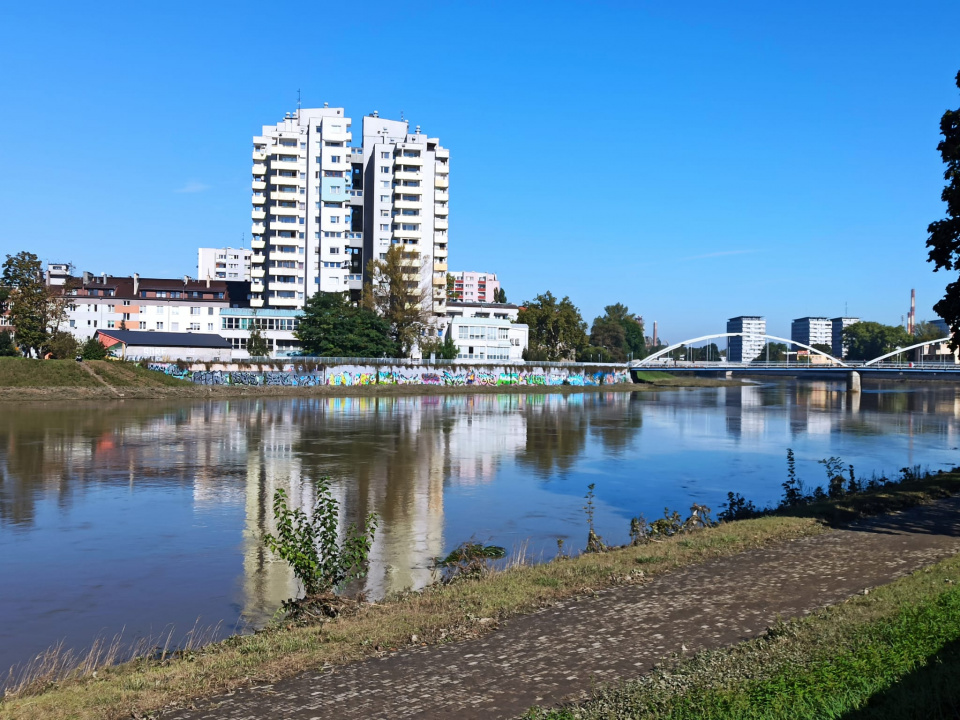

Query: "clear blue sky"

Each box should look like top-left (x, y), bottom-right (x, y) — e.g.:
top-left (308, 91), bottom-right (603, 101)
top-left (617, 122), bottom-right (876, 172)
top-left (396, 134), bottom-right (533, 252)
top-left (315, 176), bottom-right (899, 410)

top-left (2, 1), bottom-right (959, 341)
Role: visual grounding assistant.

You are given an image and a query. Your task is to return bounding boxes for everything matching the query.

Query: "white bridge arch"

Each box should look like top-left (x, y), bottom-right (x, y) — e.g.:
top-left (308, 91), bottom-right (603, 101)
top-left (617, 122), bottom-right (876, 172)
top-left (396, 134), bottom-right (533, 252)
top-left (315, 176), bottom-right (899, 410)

top-left (861, 336), bottom-right (952, 366)
top-left (633, 332), bottom-right (849, 368)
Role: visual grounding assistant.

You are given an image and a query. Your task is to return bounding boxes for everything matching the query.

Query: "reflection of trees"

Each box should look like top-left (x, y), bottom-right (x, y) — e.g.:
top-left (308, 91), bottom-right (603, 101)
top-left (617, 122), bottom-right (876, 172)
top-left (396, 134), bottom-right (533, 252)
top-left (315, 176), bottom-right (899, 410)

top-left (587, 392), bottom-right (644, 454)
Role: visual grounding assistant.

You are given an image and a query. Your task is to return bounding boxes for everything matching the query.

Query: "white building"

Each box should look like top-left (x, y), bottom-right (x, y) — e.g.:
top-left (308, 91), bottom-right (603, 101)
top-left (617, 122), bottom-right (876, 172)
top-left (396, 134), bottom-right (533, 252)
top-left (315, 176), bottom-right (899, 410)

top-left (726, 316), bottom-right (766, 362)
top-left (198, 247), bottom-right (252, 281)
top-left (219, 308), bottom-right (302, 358)
top-left (437, 301), bottom-right (527, 361)
top-left (450, 271), bottom-right (501, 303)
top-left (250, 107), bottom-right (450, 318)
top-left (791, 317), bottom-right (832, 349)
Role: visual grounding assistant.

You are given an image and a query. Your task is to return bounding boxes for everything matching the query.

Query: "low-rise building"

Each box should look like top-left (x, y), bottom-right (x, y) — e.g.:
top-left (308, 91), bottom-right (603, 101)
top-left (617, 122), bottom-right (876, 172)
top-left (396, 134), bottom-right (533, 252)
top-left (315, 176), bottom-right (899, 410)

top-left (96, 329), bottom-right (232, 362)
top-left (435, 301), bottom-right (526, 361)
top-left (219, 308), bottom-right (302, 358)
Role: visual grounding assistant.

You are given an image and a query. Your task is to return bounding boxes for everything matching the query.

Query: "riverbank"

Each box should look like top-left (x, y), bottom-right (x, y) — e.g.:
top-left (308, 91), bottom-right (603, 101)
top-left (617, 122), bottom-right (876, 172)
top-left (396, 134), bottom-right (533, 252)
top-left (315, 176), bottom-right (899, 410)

top-left (3, 470), bottom-right (958, 720)
top-left (0, 358), bottom-right (739, 402)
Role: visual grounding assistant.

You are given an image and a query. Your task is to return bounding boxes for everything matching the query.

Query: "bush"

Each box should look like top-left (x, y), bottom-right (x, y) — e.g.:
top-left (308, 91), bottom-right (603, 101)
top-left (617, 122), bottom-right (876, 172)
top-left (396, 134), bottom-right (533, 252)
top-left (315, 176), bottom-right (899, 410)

top-left (0, 330), bottom-right (16, 356)
top-left (46, 331), bottom-right (78, 359)
top-left (263, 478), bottom-right (379, 600)
top-left (80, 336), bottom-right (108, 360)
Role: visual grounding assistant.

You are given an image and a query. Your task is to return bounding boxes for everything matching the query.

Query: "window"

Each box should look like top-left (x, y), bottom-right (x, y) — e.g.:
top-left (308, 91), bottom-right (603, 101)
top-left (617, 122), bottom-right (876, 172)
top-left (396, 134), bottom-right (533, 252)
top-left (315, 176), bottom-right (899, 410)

top-left (208, 307), bottom-right (214, 315)
top-left (380, 166), bottom-right (390, 174)
top-left (69, 320), bottom-right (75, 328)
top-left (122, 313), bottom-right (131, 321)
top-left (107, 304), bottom-right (115, 312)
top-left (156, 322), bottom-right (164, 330)
top-left (330, 247), bottom-right (340, 254)
top-left (139, 321), bottom-right (147, 329)
top-left (123, 300), bottom-right (131, 306)
top-left (381, 152), bottom-right (390, 159)
top-left (171, 322), bottom-right (179, 331)
top-left (329, 216), bottom-right (340, 223)
top-left (207, 323), bottom-right (214, 331)
top-left (190, 307), bottom-right (200, 315)
top-left (380, 223), bottom-right (389, 231)
top-left (107, 320), bottom-right (116, 329)
top-left (330, 155), bottom-right (340, 163)
top-left (380, 209), bottom-right (389, 217)
top-left (188, 323), bottom-right (200, 331)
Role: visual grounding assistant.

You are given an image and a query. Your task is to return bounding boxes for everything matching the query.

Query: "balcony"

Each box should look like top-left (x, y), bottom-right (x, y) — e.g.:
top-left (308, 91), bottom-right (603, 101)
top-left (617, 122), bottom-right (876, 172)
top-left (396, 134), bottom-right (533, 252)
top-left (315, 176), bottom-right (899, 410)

top-left (394, 155), bottom-right (424, 166)
top-left (251, 238), bottom-right (266, 250)
top-left (251, 267), bottom-right (265, 279)
top-left (393, 227), bottom-right (421, 239)
top-left (251, 209), bottom-right (266, 221)
top-left (252, 179), bottom-right (266, 191)
top-left (271, 204), bottom-right (299, 216)
top-left (435, 218), bottom-right (448, 230)
top-left (270, 265), bottom-right (300, 276)
top-left (435, 148), bottom-right (449, 160)
top-left (253, 163), bottom-right (267, 175)
top-left (272, 190), bottom-right (299, 202)
top-left (252, 150), bottom-right (267, 162)
top-left (251, 222), bottom-right (266, 235)
top-left (394, 199), bottom-right (421, 210)
top-left (394, 170), bottom-right (422, 182)
top-left (251, 253), bottom-right (266, 263)
top-left (435, 175), bottom-right (449, 189)
top-left (272, 160), bottom-right (301, 172)
top-left (435, 190), bottom-right (449, 202)
top-left (250, 297), bottom-right (264, 308)
top-left (435, 161), bottom-right (449, 173)
top-left (251, 194), bottom-right (266, 205)
top-left (434, 204), bottom-right (448, 216)
top-left (269, 219), bottom-right (301, 231)
top-left (434, 261), bottom-right (447, 272)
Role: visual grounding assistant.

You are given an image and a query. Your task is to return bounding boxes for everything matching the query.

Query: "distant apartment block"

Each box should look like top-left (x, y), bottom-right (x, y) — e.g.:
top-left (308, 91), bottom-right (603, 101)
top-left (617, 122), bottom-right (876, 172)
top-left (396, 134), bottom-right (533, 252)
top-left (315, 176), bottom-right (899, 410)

top-left (450, 272), bottom-right (500, 303)
top-left (199, 247), bottom-right (252, 281)
top-left (45, 262), bottom-right (72, 286)
top-left (831, 317), bottom-right (860, 359)
top-left (250, 107), bottom-right (449, 316)
top-left (791, 317), bottom-right (832, 349)
top-left (726, 316), bottom-right (766, 362)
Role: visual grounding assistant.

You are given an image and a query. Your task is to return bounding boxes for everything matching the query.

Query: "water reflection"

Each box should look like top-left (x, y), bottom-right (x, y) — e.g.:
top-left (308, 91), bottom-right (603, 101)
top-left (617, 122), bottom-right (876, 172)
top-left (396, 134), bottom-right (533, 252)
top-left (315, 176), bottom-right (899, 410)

top-left (3, 383), bottom-right (960, 672)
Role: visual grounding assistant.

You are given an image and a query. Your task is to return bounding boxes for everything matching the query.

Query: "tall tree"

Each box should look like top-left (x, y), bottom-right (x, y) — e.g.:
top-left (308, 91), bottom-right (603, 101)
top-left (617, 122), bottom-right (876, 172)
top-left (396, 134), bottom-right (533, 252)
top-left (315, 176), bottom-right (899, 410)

top-left (363, 245), bottom-right (430, 357)
top-left (927, 70), bottom-right (960, 348)
top-left (587, 303), bottom-right (645, 361)
top-left (446, 273), bottom-right (457, 300)
top-left (297, 291), bottom-right (397, 357)
top-left (843, 321), bottom-right (913, 361)
top-left (247, 313), bottom-right (270, 358)
top-left (1, 251), bottom-right (71, 357)
top-left (518, 291), bottom-right (587, 361)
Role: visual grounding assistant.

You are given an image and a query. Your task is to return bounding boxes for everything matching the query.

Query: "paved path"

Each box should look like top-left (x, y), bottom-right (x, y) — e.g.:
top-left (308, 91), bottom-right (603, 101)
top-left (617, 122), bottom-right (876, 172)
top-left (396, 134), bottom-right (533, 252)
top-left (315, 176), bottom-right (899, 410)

top-left (167, 498), bottom-right (960, 720)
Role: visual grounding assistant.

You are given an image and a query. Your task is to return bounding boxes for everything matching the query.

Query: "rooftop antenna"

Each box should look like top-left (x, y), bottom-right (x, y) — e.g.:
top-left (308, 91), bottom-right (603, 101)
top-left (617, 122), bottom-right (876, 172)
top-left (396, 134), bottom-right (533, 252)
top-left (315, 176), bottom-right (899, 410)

top-left (400, 109), bottom-right (404, 122)
top-left (297, 88), bottom-right (301, 113)
top-left (844, 301), bottom-right (848, 316)
top-left (241, 232), bottom-right (245, 249)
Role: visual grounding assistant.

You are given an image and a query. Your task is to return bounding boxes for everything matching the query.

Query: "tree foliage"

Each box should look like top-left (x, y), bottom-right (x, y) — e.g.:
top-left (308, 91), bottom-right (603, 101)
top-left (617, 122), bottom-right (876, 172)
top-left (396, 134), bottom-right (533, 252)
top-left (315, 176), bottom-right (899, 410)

top-left (297, 291), bottom-right (397, 357)
top-left (842, 321), bottom-right (913, 361)
top-left (80, 336), bottom-right (108, 360)
top-left (363, 246), bottom-right (430, 357)
top-left (0, 330), bottom-right (17, 357)
top-left (584, 303), bottom-right (645, 361)
top-left (495, 287), bottom-right (507, 303)
top-left (46, 332), bottom-right (78, 359)
top-left (247, 314), bottom-right (270, 358)
top-left (2, 252), bottom-right (71, 358)
top-left (518, 291), bottom-right (587, 361)
top-left (418, 332), bottom-right (459, 360)
top-left (926, 70), bottom-right (960, 348)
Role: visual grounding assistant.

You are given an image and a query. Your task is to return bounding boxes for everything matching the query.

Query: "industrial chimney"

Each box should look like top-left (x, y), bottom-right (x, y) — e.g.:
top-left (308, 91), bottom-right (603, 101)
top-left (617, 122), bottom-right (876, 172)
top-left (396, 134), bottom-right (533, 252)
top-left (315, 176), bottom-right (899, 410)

top-left (909, 289), bottom-right (916, 335)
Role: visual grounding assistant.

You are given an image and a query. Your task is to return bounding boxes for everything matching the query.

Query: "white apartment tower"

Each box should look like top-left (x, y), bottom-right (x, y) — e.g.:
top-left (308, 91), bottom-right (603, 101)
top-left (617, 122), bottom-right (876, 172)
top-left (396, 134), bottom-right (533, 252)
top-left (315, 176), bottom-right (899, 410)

top-left (250, 107), bottom-right (449, 316)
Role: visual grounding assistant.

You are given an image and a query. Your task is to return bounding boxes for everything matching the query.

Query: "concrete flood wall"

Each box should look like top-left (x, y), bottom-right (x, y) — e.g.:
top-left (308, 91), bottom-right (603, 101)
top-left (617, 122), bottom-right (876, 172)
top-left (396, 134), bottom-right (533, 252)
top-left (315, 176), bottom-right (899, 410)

top-left (146, 361), bottom-right (631, 387)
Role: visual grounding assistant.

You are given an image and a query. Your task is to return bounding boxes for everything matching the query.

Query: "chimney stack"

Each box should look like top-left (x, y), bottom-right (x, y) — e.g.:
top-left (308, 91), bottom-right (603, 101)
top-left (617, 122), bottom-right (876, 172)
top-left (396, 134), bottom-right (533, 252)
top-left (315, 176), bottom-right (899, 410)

top-left (653, 321), bottom-right (658, 347)
top-left (206, 276), bottom-right (210, 288)
top-left (909, 289), bottom-right (916, 335)
top-left (183, 275), bottom-right (189, 286)
top-left (133, 273), bottom-right (139, 296)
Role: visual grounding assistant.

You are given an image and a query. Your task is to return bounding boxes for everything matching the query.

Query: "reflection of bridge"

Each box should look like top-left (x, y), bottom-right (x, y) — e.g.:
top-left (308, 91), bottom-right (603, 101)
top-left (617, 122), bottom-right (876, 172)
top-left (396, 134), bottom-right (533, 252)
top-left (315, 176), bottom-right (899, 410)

top-left (629, 332), bottom-right (960, 384)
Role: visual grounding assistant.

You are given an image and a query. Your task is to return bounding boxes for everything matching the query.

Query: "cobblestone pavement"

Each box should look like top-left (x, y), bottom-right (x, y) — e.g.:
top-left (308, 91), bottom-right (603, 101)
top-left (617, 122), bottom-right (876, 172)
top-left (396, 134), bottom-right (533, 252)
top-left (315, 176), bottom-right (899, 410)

top-left (166, 497), bottom-right (960, 720)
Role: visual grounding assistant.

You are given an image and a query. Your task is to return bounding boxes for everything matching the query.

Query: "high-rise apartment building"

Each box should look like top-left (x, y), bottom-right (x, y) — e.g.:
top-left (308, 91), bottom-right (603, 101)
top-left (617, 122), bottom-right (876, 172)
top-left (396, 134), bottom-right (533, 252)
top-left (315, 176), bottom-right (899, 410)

top-left (450, 271), bottom-right (501, 303)
top-left (831, 317), bottom-right (860, 359)
top-left (250, 107), bottom-right (449, 317)
top-left (726, 316), bottom-right (766, 362)
top-left (791, 317), bottom-right (832, 349)
top-left (198, 247), bottom-right (252, 281)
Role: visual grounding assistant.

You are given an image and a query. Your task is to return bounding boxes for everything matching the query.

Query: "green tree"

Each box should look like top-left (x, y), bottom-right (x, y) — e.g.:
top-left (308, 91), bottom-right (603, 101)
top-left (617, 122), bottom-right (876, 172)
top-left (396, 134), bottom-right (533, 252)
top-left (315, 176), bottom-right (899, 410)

top-left (80, 336), bottom-right (108, 360)
top-left (297, 291), bottom-right (397, 357)
top-left (364, 246), bottom-right (430, 357)
top-left (0, 330), bottom-right (16, 356)
top-left (586, 303), bottom-right (645, 361)
top-left (495, 287), bottom-right (507, 303)
top-left (811, 343), bottom-right (835, 356)
top-left (247, 313), bottom-right (270, 358)
top-left (2, 252), bottom-right (71, 358)
top-left (753, 342), bottom-right (788, 362)
top-left (843, 321), bottom-right (913, 361)
top-left (419, 332), bottom-right (459, 360)
top-left (926, 70), bottom-right (960, 348)
top-left (914, 320), bottom-right (947, 343)
top-left (446, 273), bottom-right (457, 300)
top-left (46, 331), bottom-right (78, 359)
top-left (518, 291), bottom-right (587, 361)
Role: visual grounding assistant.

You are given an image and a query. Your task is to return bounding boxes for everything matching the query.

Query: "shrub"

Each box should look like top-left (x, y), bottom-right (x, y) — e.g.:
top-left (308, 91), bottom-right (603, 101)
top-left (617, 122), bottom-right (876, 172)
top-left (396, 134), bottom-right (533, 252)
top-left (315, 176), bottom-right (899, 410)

top-left (80, 336), bottom-right (108, 360)
top-left (263, 478), bottom-right (379, 600)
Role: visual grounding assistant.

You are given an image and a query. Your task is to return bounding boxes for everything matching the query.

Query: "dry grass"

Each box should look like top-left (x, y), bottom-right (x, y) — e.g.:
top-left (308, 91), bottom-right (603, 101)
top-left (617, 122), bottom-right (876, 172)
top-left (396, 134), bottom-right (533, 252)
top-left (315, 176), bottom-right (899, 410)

top-left (0, 358), bottom-right (100, 387)
top-left (0, 516), bottom-right (821, 720)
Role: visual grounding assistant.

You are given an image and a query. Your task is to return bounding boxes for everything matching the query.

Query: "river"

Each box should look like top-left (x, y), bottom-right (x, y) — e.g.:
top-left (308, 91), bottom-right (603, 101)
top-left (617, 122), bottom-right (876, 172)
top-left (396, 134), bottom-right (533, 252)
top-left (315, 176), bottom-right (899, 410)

top-left (1, 380), bottom-right (958, 673)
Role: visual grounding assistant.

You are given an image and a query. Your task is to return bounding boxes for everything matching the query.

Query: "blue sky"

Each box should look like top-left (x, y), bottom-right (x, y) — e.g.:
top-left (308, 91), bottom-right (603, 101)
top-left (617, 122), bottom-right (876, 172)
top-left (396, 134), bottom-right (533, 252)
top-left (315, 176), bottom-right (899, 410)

top-left (1, 1), bottom-right (959, 341)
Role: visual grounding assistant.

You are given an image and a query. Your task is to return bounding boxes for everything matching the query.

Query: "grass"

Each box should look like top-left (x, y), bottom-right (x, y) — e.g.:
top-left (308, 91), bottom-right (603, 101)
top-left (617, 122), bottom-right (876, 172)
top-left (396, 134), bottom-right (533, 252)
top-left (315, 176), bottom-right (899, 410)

top-left (0, 516), bottom-right (822, 720)
top-left (0, 357), bottom-right (100, 387)
top-left (524, 554), bottom-right (960, 720)
top-left (85, 361), bottom-right (192, 388)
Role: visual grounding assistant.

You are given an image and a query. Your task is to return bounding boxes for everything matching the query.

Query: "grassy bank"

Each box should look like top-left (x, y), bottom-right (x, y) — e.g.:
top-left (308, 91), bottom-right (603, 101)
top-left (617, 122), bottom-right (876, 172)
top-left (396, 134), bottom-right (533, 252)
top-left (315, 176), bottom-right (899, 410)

top-left (525, 554), bottom-right (960, 720)
top-left (0, 357), bottom-right (736, 402)
top-left (5, 468), bottom-right (960, 720)
top-left (1, 516), bottom-right (823, 720)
